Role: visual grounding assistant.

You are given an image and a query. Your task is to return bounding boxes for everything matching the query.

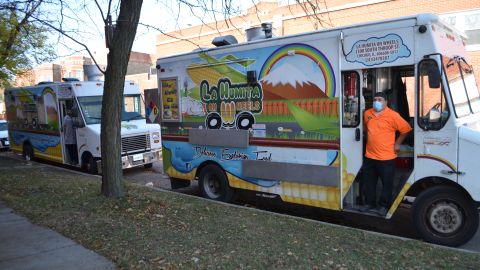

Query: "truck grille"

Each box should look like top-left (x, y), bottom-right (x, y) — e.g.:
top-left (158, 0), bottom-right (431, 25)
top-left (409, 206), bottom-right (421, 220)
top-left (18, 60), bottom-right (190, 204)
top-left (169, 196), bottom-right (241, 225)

top-left (121, 134), bottom-right (150, 154)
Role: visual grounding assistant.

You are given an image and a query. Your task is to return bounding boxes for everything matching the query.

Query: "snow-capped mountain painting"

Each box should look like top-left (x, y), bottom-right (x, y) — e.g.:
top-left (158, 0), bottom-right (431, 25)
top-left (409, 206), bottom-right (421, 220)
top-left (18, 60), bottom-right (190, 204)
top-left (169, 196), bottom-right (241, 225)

top-left (260, 56), bottom-right (327, 100)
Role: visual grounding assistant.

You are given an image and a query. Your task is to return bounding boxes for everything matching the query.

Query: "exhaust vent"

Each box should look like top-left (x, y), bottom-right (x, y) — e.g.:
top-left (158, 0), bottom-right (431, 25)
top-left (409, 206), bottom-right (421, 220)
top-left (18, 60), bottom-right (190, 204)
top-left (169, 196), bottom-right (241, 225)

top-left (212, 35), bottom-right (238, 47)
top-left (83, 64), bottom-right (103, 81)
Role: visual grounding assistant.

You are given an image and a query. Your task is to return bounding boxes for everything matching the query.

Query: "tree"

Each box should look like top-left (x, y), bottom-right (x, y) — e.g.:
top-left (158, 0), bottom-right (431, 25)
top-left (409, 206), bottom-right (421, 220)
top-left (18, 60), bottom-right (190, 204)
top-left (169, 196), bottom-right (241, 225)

top-left (4, 0), bottom-right (143, 198)
top-left (40, 0), bottom-right (145, 198)
top-left (0, 1), bottom-right (55, 88)
top-left (99, 0), bottom-right (143, 197)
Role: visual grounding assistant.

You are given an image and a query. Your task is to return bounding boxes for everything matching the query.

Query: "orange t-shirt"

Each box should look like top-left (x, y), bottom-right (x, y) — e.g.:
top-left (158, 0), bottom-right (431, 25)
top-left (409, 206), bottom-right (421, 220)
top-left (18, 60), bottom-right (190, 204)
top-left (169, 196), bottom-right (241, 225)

top-left (364, 107), bottom-right (412, 160)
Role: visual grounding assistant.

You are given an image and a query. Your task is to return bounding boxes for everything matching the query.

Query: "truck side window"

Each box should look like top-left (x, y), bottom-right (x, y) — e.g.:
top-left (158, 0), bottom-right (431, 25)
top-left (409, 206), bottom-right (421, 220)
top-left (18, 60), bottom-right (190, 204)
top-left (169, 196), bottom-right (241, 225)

top-left (418, 60), bottom-right (450, 130)
top-left (342, 71), bottom-right (360, 127)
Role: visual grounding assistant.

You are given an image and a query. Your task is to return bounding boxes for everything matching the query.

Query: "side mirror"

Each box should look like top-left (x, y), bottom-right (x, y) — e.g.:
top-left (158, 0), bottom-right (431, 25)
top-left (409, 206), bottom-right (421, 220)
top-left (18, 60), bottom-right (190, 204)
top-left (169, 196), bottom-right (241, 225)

top-left (428, 65), bottom-right (441, 88)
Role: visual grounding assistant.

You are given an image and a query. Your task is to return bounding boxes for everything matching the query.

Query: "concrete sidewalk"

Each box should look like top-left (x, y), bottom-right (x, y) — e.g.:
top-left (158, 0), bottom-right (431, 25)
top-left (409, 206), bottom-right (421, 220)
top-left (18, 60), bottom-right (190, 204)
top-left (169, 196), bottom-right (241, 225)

top-left (0, 201), bottom-right (115, 270)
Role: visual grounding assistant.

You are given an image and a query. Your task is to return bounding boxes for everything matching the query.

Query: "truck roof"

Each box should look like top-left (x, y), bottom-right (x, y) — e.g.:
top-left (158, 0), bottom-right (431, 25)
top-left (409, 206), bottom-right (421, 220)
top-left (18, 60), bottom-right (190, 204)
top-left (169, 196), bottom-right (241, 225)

top-left (156, 13), bottom-right (462, 62)
top-left (6, 81), bottom-right (141, 97)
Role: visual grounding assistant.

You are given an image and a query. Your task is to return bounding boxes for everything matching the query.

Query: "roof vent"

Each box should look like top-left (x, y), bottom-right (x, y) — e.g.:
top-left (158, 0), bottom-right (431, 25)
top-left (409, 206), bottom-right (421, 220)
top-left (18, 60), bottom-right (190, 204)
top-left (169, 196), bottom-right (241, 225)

top-left (246, 22), bottom-right (273, 42)
top-left (62, 77), bottom-right (80, 82)
top-left (212, 35), bottom-right (238, 47)
top-left (37, 81), bottom-right (54, 85)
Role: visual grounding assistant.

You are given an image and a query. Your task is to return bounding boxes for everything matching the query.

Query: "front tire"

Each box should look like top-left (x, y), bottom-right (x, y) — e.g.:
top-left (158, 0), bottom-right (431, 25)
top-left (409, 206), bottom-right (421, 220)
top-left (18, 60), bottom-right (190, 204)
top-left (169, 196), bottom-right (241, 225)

top-left (198, 164), bottom-right (234, 202)
top-left (412, 186), bottom-right (479, 247)
top-left (84, 154), bottom-right (98, 175)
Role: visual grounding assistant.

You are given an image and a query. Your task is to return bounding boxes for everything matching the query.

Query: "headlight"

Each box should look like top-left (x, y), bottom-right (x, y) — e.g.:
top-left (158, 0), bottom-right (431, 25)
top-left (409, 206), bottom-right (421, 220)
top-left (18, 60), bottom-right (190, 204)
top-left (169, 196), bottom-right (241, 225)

top-left (152, 132), bottom-right (160, 140)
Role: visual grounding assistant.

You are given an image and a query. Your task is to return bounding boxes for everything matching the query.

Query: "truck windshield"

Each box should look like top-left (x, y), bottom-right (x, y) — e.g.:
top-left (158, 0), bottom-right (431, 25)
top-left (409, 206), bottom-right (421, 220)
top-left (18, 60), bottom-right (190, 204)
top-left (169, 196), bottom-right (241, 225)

top-left (77, 94), bottom-right (145, 125)
top-left (445, 56), bottom-right (480, 117)
top-left (0, 122), bottom-right (7, 131)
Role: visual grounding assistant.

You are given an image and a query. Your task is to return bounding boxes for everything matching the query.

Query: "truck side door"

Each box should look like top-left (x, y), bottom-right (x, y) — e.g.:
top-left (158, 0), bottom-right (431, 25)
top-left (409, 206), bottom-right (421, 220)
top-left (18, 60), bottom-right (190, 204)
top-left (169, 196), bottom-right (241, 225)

top-left (340, 71), bottom-right (364, 207)
top-left (415, 58), bottom-right (458, 182)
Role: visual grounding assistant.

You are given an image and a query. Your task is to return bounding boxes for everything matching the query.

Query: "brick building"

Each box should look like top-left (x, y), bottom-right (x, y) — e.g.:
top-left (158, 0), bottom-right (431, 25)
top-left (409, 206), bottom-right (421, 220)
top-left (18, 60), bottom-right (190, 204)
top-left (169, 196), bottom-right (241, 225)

top-left (155, 0), bottom-right (479, 81)
top-left (31, 63), bottom-right (62, 83)
top-left (59, 55), bottom-right (93, 81)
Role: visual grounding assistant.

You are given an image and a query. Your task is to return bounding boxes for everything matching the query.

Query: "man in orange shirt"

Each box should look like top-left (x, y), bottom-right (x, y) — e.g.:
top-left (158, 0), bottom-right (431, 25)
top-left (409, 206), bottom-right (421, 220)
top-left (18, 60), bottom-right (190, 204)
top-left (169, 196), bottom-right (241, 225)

top-left (361, 92), bottom-right (412, 216)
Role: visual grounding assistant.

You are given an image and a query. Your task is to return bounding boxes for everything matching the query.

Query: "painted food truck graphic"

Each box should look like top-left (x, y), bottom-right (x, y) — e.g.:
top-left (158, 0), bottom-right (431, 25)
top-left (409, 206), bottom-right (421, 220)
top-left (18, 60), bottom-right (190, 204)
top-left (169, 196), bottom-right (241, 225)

top-left (5, 80), bottom-right (162, 174)
top-left (154, 14), bottom-right (480, 247)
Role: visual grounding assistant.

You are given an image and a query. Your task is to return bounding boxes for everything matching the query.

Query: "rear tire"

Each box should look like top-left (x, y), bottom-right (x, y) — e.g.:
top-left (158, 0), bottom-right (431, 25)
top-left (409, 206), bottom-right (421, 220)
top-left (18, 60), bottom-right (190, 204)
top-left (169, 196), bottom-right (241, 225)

top-left (412, 186), bottom-right (479, 247)
top-left (198, 164), bottom-right (234, 202)
top-left (23, 143), bottom-right (34, 161)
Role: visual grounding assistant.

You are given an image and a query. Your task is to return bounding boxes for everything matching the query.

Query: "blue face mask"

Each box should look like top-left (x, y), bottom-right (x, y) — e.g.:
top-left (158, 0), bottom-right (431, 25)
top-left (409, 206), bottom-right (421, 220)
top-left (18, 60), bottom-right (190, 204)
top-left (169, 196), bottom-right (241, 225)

top-left (373, 101), bottom-right (384, 112)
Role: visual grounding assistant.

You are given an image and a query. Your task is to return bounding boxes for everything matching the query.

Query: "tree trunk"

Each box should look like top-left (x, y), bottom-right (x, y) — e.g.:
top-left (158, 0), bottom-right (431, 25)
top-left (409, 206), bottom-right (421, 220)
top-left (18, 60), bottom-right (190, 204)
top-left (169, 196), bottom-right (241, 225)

top-left (101, 0), bottom-right (143, 197)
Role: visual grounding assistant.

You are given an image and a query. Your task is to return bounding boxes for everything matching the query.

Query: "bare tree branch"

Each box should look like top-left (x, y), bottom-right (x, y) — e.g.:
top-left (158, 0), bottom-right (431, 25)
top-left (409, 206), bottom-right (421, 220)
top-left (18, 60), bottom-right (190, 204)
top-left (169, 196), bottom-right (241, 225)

top-left (138, 22), bottom-right (203, 50)
top-left (93, 0), bottom-right (106, 22)
top-left (30, 15), bottom-right (105, 74)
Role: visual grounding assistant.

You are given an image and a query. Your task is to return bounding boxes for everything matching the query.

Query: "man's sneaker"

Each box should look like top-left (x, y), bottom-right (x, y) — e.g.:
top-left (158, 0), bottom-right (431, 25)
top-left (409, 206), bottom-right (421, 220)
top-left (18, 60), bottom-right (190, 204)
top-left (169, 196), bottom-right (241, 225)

top-left (369, 207), bottom-right (388, 216)
top-left (358, 204), bottom-right (375, 212)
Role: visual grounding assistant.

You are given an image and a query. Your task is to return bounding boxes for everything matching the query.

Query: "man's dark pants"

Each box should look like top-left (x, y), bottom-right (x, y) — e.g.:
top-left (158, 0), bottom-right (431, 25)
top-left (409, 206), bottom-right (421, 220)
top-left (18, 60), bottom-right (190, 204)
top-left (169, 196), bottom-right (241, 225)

top-left (66, 144), bottom-right (78, 165)
top-left (362, 157), bottom-right (395, 208)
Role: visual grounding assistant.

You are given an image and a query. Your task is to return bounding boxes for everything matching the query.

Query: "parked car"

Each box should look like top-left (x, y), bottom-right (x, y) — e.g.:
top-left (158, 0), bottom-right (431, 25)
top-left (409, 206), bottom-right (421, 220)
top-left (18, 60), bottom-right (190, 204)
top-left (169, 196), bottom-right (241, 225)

top-left (0, 120), bottom-right (9, 149)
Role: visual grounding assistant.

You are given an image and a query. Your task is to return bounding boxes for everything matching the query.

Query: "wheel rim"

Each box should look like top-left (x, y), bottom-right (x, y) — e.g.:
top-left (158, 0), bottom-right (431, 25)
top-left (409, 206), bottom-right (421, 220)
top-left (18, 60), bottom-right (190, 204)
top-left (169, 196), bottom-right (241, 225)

top-left (426, 200), bottom-right (463, 235)
top-left (203, 172), bottom-right (222, 199)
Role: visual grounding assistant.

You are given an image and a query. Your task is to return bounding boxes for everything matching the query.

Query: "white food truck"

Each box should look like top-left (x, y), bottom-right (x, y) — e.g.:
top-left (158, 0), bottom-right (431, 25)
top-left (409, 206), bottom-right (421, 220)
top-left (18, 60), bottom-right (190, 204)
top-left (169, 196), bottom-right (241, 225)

top-left (154, 13), bottom-right (480, 247)
top-left (5, 80), bottom-right (162, 174)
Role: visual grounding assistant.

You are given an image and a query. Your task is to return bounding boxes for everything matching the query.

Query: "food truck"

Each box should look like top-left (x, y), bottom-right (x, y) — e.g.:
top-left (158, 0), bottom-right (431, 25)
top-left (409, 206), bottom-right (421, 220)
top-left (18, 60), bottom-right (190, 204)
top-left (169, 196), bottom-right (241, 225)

top-left (153, 14), bottom-right (480, 246)
top-left (5, 80), bottom-right (162, 174)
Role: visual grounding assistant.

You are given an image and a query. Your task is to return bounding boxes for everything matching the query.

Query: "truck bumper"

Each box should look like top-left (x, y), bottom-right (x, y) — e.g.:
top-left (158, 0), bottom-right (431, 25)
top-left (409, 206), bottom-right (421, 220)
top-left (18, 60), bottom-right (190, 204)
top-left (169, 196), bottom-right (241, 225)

top-left (96, 149), bottom-right (162, 174)
top-left (121, 149), bottom-right (162, 169)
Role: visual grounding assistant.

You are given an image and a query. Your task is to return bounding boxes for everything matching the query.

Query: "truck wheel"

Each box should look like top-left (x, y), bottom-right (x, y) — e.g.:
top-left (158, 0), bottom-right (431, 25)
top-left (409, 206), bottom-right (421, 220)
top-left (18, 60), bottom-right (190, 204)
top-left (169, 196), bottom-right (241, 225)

top-left (198, 164), bottom-right (234, 202)
top-left (23, 143), bottom-right (34, 161)
top-left (412, 186), bottom-right (479, 247)
top-left (84, 154), bottom-right (98, 175)
top-left (236, 112), bottom-right (255, 130)
top-left (205, 112), bottom-right (222, 129)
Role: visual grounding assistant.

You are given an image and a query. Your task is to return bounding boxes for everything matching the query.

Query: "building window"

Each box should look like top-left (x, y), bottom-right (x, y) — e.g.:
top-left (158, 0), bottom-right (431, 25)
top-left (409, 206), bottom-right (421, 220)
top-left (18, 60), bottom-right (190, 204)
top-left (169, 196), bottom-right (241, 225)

top-left (440, 9), bottom-right (480, 48)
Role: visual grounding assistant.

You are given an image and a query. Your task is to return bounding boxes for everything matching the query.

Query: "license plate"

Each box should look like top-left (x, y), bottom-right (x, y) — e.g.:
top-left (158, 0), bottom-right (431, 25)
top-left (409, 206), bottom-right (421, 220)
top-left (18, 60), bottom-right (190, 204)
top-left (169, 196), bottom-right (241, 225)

top-left (132, 153), bottom-right (144, 162)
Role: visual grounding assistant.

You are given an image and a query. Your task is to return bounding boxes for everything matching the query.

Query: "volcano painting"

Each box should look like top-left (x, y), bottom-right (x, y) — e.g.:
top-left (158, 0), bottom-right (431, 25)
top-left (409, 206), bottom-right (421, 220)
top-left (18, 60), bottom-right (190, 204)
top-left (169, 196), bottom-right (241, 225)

top-left (260, 62), bottom-right (327, 100)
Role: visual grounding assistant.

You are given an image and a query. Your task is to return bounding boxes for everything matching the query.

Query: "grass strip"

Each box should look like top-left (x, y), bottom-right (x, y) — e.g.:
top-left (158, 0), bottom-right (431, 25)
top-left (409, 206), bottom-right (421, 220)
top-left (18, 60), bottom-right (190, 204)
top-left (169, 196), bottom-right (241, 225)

top-left (0, 163), bottom-right (479, 269)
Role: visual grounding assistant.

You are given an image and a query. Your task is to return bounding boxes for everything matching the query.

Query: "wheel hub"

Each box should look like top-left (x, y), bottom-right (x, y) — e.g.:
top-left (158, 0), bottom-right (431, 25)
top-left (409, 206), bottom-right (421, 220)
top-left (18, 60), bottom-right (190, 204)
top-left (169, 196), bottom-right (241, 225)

top-left (204, 173), bottom-right (221, 199)
top-left (428, 201), bottom-right (463, 235)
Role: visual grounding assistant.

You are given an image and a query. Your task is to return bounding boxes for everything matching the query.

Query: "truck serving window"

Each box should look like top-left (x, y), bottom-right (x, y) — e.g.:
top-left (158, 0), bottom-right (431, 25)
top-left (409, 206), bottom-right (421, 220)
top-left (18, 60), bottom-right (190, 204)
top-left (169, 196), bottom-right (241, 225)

top-left (418, 59), bottom-right (450, 130)
top-left (445, 56), bottom-right (480, 117)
